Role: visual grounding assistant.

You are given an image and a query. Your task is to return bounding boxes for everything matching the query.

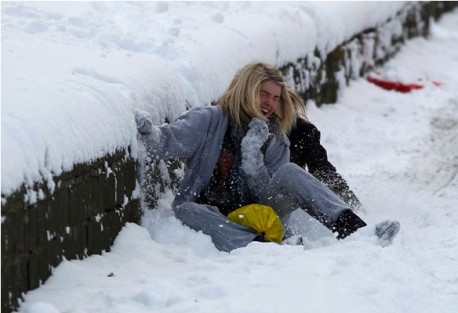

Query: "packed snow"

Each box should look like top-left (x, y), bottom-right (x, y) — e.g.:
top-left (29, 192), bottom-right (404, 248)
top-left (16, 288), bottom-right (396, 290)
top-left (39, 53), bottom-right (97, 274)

top-left (9, 4), bottom-right (458, 313)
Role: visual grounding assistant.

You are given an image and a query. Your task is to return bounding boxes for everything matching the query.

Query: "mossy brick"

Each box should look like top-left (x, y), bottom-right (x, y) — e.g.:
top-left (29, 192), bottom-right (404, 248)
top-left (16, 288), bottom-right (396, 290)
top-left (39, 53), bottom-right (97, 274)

top-left (119, 205), bottom-right (133, 227)
top-left (46, 196), bottom-right (61, 232)
top-left (114, 167), bottom-right (125, 207)
top-left (116, 206), bottom-right (130, 226)
top-left (326, 45), bottom-right (345, 74)
top-left (403, 10), bottom-right (420, 39)
top-left (108, 149), bottom-right (126, 164)
top-left (13, 209), bottom-right (27, 253)
top-left (58, 226), bottom-right (72, 255)
top-left (1, 189), bottom-right (27, 215)
top-left (57, 170), bottom-right (77, 185)
top-left (73, 224), bottom-right (88, 259)
top-left (45, 238), bottom-right (63, 270)
top-left (420, 5), bottom-right (433, 36)
top-left (90, 157), bottom-right (105, 171)
top-left (80, 177), bottom-right (92, 218)
top-left (123, 160), bottom-right (137, 199)
top-left (24, 241), bottom-right (61, 291)
top-left (61, 224), bottom-right (87, 260)
top-left (71, 163), bottom-right (87, 178)
top-left (22, 206), bottom-right (39, 251)
top-left (36, 201), bottom-right (56, 245)
top-left (28, 247), bottom-right (53, 290)
top-left (120, 168), bottom-right (126, 206)
top-left (320, 79), bottom-right (339, 105)
top-left (104, 173), bottom-right (117, 210)
top-left (2, 260), bottom-right (28, 313)
top-left (441, 2), bottom-right (458, 14)
top-left (68, 184), bottom-right (86, 226)
top-left (1, 212), bottom-right (17, 264)
top-left (86, 215), bottom-right (111, 255)
top-left (55, 187), bottom-right (70, 228)
top-left (105, 209), bottom-right (124, 245)
top-left (126, 199), bottom-right (142, 224)
top-left (74, 223), bottom-right (88, 259)
top-left (46, 195), bottom-right (62, 233)
top-left (90, 176), bottom-right (105, 215)
top-left (35, 205), bottom-right (51, 245)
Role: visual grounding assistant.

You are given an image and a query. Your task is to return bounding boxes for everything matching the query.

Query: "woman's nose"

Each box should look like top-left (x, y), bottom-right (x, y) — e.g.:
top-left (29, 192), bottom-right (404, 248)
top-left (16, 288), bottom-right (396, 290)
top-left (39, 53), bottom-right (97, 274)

top-left (264, 97), bottom-right (273, 106)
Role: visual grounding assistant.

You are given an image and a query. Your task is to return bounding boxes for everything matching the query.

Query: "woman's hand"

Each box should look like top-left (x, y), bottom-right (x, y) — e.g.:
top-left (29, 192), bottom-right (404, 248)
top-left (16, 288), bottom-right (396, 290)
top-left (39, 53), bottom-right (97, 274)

top-left (241, 118), bottom-right (270, 169)
top-left (243, 117), bottom-right (270, 148)
top-left (134, 110), bottom-right (153, 135)
top-left (241, 118), bottom-right (271, 189)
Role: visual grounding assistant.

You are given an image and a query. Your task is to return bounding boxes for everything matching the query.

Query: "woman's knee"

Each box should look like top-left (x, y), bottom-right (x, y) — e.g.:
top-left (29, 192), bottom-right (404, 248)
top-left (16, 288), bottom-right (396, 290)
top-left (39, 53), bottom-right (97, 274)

top-left (173, 202), bottom-right (222, 221)
top-left (274, 162), bottom-right (307, 182)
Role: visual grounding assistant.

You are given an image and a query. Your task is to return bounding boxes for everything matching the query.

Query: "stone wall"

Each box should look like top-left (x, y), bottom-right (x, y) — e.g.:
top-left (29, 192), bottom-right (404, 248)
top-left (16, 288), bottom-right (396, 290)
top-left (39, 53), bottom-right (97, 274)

top-left (1, 150), bottom-right (140, 312)
top-left (282, 2), bottom-right (457, 106)
top-left (2, 2), bottom-right (457, 313)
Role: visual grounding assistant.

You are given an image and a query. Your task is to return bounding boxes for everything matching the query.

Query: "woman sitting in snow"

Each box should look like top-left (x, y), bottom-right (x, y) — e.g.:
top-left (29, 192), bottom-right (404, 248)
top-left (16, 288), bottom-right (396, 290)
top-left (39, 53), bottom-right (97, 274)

top-left (135, 62), bottom-right (399, 252)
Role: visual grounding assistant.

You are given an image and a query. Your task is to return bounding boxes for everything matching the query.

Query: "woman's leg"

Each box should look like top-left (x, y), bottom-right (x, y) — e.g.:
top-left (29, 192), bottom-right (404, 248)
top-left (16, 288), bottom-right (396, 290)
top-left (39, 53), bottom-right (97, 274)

top-left (260, 163), bottom-right (366, 238)
top-left (173, 202), bottom-right (258, 252)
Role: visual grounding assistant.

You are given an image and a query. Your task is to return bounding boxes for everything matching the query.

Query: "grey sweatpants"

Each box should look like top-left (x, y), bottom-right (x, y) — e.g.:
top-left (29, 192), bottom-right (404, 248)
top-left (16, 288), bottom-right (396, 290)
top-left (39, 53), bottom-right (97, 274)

top-left (173, 163), bottom-right (350, 252)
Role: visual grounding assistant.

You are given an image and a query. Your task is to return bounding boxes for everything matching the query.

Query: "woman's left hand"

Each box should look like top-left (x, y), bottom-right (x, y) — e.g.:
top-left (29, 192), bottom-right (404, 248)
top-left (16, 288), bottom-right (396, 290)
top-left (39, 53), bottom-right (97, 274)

top-left (244, 117), bottom-right (270, 147)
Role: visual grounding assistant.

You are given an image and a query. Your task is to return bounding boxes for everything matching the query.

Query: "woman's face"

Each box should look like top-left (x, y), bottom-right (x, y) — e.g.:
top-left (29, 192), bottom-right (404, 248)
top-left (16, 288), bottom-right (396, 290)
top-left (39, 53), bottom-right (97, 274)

top-left (259, 80), bottom-right (281, 117)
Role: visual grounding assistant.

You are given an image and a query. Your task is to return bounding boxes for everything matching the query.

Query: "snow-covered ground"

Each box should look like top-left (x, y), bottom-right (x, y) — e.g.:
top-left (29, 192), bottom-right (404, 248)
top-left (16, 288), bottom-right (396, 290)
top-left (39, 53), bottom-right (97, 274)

top-left (13, 6), bottom-right (458, 313)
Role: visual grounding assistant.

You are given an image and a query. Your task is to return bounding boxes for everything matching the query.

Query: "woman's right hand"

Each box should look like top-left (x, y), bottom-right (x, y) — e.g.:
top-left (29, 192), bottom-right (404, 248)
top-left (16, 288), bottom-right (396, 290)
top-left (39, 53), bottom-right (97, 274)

top-left (134, 110), bottom-right (153, 135)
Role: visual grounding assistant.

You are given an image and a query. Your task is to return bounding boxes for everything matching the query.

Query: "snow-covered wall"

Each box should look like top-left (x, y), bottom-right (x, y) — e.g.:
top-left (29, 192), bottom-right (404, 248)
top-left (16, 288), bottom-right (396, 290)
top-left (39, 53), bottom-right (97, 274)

top-left (2, 1), bottom-right (457, 198)
top-left (2, 1), bottom-right (413, 197)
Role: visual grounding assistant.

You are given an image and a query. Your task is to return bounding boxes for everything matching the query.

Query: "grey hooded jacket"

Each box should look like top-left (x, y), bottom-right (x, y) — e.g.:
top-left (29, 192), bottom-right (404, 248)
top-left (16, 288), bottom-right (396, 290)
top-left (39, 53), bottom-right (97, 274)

top-left (139, 105), bottom-right (290, 207)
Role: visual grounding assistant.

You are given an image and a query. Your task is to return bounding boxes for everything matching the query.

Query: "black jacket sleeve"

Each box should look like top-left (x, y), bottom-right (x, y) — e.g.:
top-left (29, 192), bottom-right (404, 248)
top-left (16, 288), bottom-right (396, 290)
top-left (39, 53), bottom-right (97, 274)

top-left (289, 117), bottom-right (361, 210)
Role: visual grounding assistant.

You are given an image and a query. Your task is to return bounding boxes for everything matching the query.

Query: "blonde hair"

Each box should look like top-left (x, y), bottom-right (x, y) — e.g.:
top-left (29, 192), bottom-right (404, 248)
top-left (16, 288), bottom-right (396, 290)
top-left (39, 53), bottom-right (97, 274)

top-left (287, 89), bottom-right (309, 123)
top-left (218, 62), bottom-right (304, 134)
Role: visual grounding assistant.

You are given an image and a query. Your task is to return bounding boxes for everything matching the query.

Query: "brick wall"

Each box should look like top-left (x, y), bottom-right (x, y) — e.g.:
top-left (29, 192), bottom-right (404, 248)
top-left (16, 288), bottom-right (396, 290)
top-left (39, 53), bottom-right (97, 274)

top-left (1, 149), bottom-right (140, 312)
top-left (281, 2), bottom-right (457, 106)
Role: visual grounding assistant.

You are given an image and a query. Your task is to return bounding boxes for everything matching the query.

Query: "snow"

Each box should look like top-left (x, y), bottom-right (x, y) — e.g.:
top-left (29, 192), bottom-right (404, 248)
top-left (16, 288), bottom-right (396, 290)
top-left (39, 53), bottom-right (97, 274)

top-left (1, 1), bottom-right (409, 196)
top-left (2, 2), bottom-right (458, 313)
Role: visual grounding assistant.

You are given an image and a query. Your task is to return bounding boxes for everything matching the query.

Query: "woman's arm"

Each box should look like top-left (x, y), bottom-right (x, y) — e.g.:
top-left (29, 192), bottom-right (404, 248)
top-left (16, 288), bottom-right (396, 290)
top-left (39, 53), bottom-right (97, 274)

top-left (135, 107), bottom-right (213, 160)
top-left (289, 118), bottom-right (361, 209)
top-left (241, 118), bottom-right (290, 201)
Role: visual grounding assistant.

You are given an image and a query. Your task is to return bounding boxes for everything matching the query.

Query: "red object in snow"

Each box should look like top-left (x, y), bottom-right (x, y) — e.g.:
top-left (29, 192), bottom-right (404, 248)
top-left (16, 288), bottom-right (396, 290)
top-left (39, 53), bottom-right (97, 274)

top-left (432, 80), bottom-right (445, 87)
top-left (367, 76), bottom-right (424, 93)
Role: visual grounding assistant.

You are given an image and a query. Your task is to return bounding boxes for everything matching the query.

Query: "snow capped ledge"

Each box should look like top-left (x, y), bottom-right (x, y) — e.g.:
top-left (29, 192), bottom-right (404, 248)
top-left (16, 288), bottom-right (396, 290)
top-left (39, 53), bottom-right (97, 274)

top-left (2, 2), bottom-right (456, 198)
top-left (0, 1), bottom-right (424, 197)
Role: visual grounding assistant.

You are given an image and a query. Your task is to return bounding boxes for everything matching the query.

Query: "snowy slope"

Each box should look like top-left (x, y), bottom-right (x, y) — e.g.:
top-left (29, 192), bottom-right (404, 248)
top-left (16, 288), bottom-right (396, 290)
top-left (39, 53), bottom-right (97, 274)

top-left (15, 8), bottom-right (458, 313)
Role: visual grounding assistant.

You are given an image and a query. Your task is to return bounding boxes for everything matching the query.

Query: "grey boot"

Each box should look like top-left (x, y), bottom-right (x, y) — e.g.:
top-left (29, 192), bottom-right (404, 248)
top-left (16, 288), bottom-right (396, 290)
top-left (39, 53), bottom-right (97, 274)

top-left (375, 220), bottom-right (401, 246)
